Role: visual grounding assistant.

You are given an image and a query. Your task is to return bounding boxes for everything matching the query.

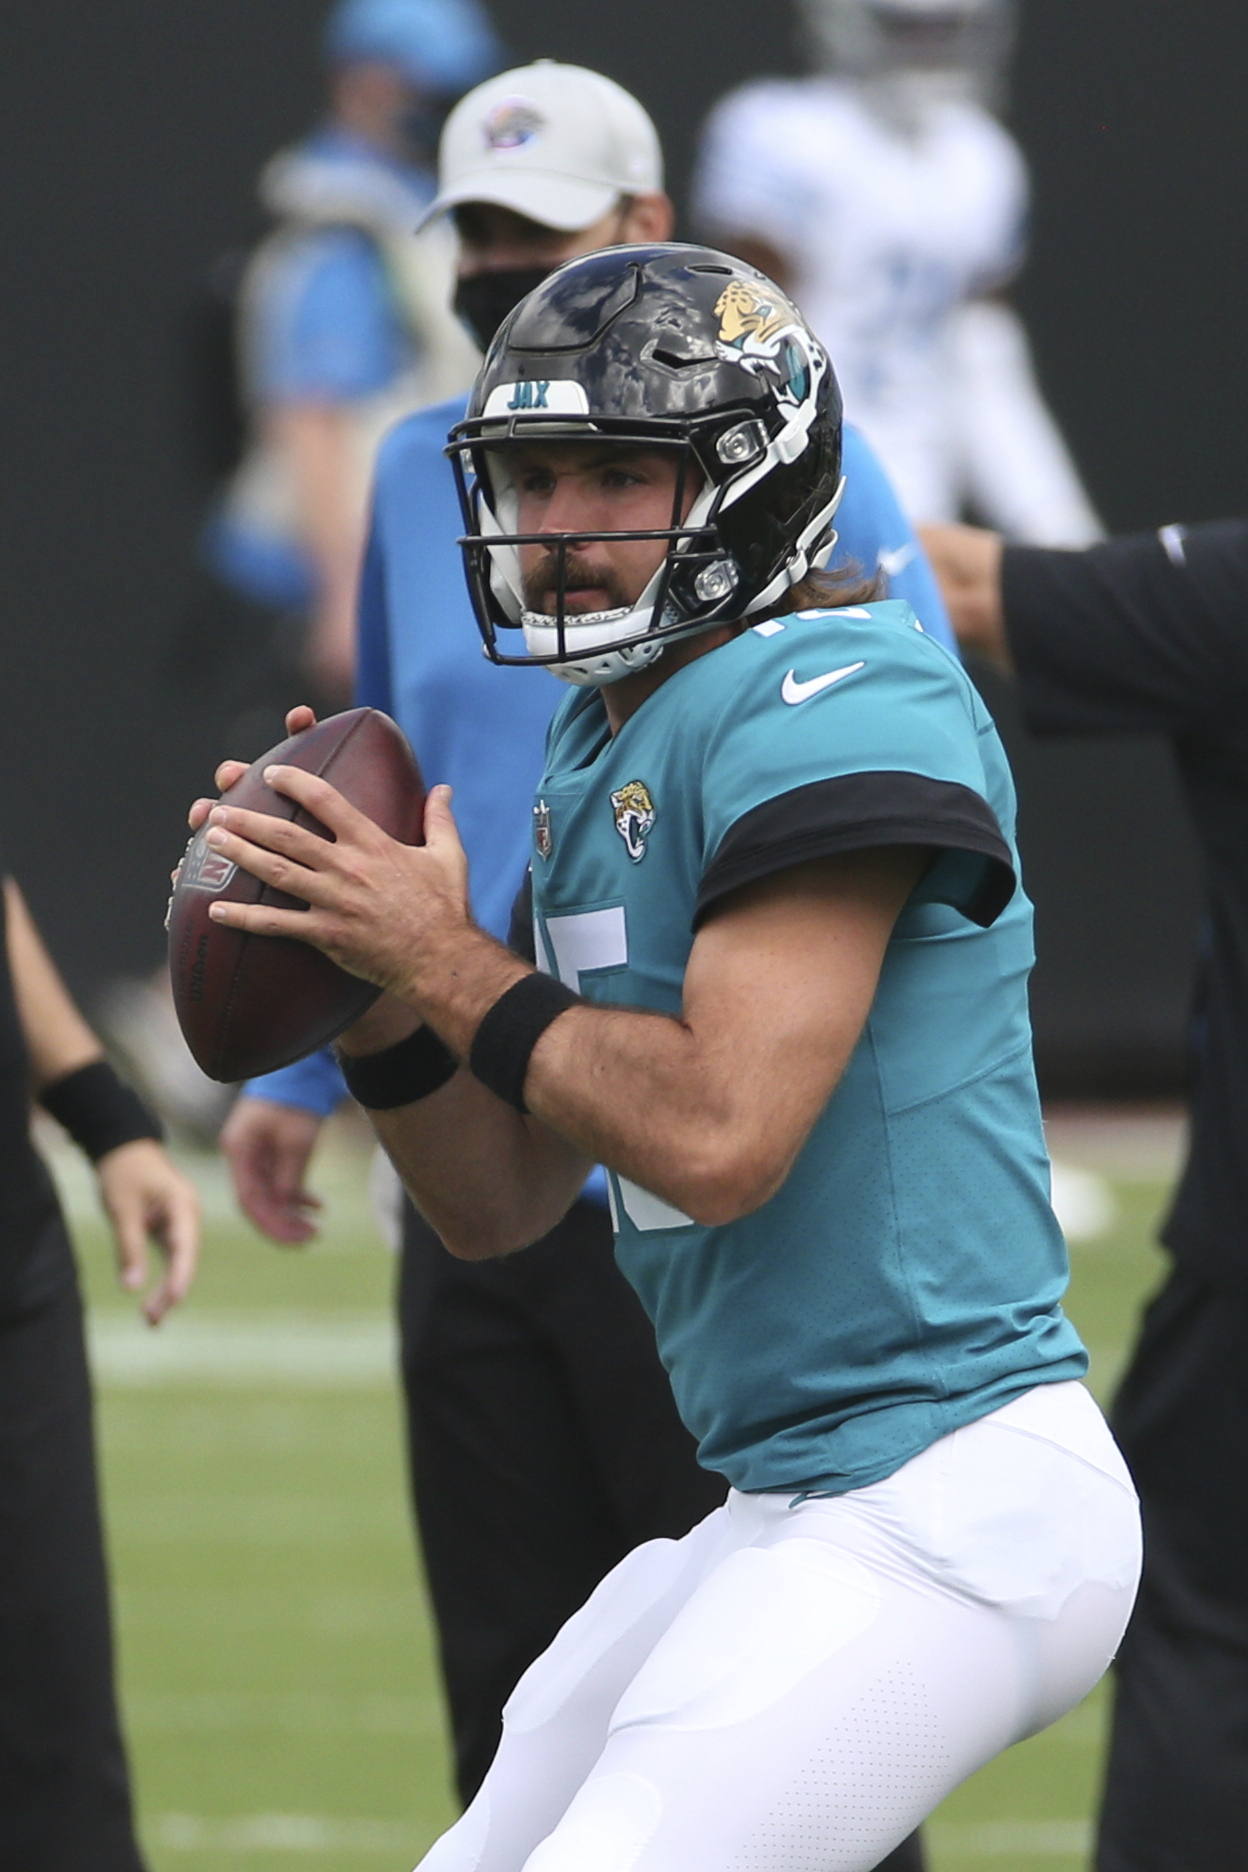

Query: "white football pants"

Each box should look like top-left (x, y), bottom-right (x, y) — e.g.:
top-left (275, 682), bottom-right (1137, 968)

top-left (416, 1381), bottom-right (1140, 1872)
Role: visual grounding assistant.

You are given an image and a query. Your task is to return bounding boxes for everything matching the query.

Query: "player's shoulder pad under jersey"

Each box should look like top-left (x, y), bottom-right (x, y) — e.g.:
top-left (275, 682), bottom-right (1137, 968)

top-left (729, 599), bottom-right (972, 710)
top-left (688, 602), bottom-right (1017, 931)
top-left (696, 600), bottom-right (999, 801)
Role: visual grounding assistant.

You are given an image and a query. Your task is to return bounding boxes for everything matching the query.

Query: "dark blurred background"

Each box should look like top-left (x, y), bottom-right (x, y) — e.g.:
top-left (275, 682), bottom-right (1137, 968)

top-left (1, 0), bottom-right (1243, 1089)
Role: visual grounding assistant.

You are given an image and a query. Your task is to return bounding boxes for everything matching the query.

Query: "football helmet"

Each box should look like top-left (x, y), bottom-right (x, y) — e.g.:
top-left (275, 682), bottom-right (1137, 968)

top-left (447, 243), bottom-right (845, 686)
top-left (798, 0), bottom-right (1017, 103)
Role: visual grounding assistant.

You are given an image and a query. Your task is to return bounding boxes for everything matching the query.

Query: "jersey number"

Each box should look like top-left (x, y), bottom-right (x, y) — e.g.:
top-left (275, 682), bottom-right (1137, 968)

top-left (538, 907), bottom-right (694, 1234)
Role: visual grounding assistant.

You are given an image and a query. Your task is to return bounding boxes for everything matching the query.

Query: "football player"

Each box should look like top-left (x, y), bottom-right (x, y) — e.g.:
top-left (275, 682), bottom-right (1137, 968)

top-left (224, 65), bottom-right (953, 1862)
top-left (192, 247), bottom-right (1140, 1870)
top-left (692, 0), bottom-right (1102, 544)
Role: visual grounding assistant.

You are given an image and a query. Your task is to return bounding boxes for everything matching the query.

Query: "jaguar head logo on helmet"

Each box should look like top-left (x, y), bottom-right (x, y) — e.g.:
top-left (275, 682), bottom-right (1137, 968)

top-left (713, 280), bottom-right (794, 356)
top-left (446, 243), bottom-right (847, 687)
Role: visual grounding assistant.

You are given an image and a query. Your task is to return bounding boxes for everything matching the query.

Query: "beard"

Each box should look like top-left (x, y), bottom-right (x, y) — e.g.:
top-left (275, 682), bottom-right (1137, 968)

top-left (520, 550), bottom-right (636, 617)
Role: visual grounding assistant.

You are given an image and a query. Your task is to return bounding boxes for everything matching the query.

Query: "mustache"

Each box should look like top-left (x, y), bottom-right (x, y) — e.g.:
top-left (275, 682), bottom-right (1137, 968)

top-left (521, 551), bottom-right (632, 614)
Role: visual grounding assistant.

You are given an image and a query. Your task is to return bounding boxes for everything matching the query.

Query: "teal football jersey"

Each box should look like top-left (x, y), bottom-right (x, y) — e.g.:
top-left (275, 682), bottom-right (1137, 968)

top-left (529, 601), bottom-right (1087, 1496)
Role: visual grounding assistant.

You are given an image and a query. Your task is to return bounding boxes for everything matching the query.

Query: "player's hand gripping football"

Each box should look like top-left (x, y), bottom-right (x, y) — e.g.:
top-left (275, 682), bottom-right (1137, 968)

top-left (188, 708), bottom-right (474, 1011)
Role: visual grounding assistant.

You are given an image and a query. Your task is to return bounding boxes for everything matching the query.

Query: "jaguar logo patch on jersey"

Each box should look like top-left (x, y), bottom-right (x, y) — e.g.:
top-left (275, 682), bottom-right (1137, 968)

top-left (533, 798), bottom-right (553, 861)
top-left (610, 781), bottom-right (655, 863)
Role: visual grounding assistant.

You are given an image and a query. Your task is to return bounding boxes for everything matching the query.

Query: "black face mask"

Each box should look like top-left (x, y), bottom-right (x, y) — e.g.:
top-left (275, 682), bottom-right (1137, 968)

top-left (453, 266), bottom-right (553, 353)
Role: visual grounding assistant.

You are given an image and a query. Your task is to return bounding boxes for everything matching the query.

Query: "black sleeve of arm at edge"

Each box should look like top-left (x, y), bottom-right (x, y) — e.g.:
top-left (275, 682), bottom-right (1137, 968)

top-left (1003, 519), bottom-right (1248, 738)
top-left (695, 773), bottom-right (1016, 931)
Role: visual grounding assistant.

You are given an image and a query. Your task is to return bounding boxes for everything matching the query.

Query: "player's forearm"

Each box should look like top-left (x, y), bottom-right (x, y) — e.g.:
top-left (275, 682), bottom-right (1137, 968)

top-left (392, 863), bottom-right (904, 1231)
top-left (337, 978), bottom-right (591, 1257)
top-left (4, 880), bottom-right (104, 1090)
top-left (370, 1071), bottom-right (590, 1258)
top-left (376, 996), bottom-right (783, 1240)
top-left (388, 923), bottom-right (790, 1227)
top-left (522, 1002), bottom-right (805, 1226)
top-left (917, 524), bottom-right (1013, 671)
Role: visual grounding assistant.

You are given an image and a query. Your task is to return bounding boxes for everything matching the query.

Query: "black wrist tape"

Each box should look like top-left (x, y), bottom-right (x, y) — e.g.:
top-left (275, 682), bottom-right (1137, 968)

top-left (338, 1024), bottom-right (458, 1110)
top-left (40, 1060), bottom-right (163, 1162)
top-left (469, 973), bottom-right (580, 1113)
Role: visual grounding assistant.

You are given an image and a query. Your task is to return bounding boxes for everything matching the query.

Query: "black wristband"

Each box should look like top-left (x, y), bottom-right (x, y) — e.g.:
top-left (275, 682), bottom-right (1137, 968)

top-left (337, 1024), bottom-right (458, 1110)
top-left (469, 973), bottom-right (580, 1113)
top-left (40, 1059), bottom-right (163, 1163)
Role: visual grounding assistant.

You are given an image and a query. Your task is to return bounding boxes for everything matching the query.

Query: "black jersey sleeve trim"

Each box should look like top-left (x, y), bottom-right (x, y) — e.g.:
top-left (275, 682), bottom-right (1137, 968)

top-left (507, 871), bottom-right (537, 963)
top-left (694, 773), bottom-right (1016, 930)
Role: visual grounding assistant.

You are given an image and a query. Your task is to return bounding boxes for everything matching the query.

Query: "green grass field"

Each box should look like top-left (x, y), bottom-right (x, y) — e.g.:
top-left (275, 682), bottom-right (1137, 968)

top-left (57, 1116), bottom-right (1174, 1872)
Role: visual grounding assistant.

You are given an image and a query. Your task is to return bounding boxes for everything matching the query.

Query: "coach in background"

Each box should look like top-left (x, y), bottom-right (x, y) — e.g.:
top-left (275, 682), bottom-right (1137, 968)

top-left (0, 866), bottom-right (199, 1868)
top-left (922, 516), bottom-right (1248, 1872)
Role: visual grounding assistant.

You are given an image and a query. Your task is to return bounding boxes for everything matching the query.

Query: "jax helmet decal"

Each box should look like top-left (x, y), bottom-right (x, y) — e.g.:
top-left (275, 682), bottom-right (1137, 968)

top-left (446, 243), bottom-right (846, 687)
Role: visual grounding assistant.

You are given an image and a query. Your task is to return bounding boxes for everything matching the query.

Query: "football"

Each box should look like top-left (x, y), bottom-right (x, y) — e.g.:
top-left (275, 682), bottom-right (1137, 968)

top-left (168, 708), bottom-right (426, 1083)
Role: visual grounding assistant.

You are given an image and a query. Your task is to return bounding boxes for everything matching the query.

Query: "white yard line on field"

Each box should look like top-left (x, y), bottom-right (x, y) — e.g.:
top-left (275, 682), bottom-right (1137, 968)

top-left (929, 1818), bottom-right (1093, 1857)
top-left (152, 1813), bottom-right (420, 1852)
top-left (87, 1310), bottom-right (396, 1386)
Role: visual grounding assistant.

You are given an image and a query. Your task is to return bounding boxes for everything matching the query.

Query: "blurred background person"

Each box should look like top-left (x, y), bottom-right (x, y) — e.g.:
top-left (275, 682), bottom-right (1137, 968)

top-left (101, 0), bottom-right (503, 1140)
top-left (0, 861), bottom-right (199, 1870)
top-left (220, 60), bottom-right (947, 1868)
top-left (692, 0), bottom-right (1103, 544)
top-left (923, 516), bottom-right (1248, 1872)
top-left (203, 0), bottom-right (501, 707)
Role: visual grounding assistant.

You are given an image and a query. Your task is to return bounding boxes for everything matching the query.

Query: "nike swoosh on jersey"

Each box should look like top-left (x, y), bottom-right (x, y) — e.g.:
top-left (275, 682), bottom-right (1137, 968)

top-left (780, 661), bottom-right (866, 705)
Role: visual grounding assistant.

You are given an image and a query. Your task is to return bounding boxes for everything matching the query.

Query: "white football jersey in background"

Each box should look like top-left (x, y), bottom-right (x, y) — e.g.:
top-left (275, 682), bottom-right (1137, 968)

top-left (693, 76), bottom-right (1101, 543)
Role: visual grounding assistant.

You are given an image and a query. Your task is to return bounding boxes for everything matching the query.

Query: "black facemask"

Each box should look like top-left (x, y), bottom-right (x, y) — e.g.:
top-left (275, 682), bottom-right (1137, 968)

top-left (453, 266), bottom-right (553, 353)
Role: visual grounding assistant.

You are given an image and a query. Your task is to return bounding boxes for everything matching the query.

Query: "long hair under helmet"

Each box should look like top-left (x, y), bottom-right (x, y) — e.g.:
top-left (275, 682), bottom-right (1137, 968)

top-left (446, 243), bottom-right (846, 686)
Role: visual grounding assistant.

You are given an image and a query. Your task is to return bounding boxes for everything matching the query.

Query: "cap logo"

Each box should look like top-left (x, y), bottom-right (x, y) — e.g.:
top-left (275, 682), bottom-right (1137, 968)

top-left (483, 98), bottom-right (544, 151)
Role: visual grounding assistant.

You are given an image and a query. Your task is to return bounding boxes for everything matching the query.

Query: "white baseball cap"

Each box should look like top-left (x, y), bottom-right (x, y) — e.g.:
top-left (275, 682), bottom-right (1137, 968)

top-left (416, 60), bottom-right (664, 234)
